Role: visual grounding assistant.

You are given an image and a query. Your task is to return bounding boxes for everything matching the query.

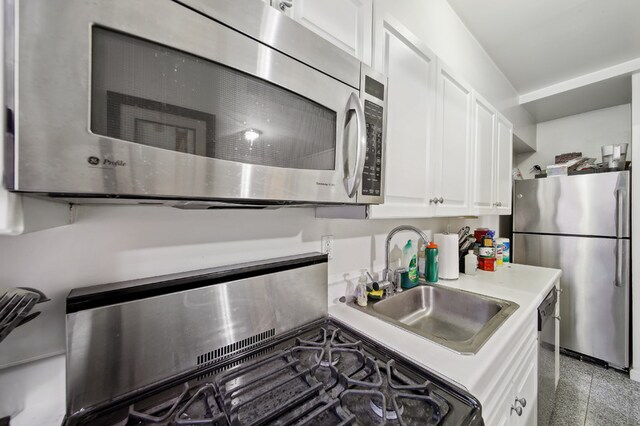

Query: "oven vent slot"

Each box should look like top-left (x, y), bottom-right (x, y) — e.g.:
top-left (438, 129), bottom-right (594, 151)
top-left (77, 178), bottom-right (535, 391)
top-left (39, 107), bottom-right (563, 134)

top-left (196, 328), bottom-right (276, 369)
top-left (197, 345), bottom-right (275, 380)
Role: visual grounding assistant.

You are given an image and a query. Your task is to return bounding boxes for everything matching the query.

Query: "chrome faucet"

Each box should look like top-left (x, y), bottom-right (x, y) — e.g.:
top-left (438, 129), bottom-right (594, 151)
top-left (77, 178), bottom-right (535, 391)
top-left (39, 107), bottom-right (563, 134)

top-left (374, 225), bottom-right (430, 296)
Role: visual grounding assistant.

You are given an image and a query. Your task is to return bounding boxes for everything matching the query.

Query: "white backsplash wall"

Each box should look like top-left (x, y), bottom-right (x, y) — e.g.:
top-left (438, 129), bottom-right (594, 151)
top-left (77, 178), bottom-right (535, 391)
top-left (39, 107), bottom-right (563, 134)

top-left (0, 204), bottom-right (498, 367)
top-left (516, 104), bottom-right (631, 179)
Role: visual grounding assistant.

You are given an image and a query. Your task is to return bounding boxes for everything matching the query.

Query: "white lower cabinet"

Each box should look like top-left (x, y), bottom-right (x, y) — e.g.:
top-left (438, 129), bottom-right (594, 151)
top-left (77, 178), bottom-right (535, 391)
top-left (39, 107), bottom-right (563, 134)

top-left (486, 338), bottom-right (538, 426)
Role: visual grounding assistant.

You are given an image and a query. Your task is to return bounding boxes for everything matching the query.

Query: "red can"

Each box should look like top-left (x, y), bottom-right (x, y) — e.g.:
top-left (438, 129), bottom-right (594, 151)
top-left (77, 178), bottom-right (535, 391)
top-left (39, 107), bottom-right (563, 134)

top-left (474, 228), bottom-right (489, 242)
top-left (478, 257), bottom-right (496, 272)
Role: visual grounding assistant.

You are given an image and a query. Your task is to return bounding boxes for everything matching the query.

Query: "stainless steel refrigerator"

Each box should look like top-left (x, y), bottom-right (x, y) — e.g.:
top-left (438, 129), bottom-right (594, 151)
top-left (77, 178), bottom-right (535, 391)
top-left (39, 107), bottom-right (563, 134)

top-left (513, 171), bottom-right (630, 368)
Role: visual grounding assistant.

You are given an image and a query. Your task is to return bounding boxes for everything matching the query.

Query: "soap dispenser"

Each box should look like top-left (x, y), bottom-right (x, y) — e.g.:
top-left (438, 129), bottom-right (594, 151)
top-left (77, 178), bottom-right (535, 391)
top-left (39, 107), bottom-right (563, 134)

top-left (356, 270), bottom-right (368, 307)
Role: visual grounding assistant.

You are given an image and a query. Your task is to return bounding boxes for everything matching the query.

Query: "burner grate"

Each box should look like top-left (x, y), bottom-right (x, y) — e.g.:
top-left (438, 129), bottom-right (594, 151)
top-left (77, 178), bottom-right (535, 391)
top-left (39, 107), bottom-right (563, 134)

top-left (125, 382), bottom-right (227, 425)
top-left (216, 350), bottom-right (332, 426)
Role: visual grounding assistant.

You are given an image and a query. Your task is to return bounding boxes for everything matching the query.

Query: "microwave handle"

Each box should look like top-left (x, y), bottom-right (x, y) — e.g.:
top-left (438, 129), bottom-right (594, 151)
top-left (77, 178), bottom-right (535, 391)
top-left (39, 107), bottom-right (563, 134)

top-left (345, 93), bottom-right (367, 198)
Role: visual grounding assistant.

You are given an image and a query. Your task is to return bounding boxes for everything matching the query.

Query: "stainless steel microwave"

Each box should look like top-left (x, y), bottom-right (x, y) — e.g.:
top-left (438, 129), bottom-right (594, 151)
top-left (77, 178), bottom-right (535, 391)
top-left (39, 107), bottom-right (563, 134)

top-left (4, 0), bottom-right (387, 207)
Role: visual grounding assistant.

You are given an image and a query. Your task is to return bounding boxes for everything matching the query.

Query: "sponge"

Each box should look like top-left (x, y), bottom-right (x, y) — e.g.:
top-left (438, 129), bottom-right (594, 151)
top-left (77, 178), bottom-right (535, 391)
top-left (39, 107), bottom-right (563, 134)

top-left (367, 289), bottom-right (384, 300)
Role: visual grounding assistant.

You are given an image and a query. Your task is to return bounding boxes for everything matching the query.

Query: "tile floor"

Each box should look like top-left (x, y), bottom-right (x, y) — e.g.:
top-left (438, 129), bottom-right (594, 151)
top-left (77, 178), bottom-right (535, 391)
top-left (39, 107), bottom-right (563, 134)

top-left (550, 354), bottom-right (640, 425)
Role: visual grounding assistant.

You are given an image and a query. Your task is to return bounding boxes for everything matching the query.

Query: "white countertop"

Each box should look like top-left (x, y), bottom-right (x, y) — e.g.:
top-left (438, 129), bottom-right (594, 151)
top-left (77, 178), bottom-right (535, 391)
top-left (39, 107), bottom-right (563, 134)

top-left (329, 263), bottom-right (561, 401)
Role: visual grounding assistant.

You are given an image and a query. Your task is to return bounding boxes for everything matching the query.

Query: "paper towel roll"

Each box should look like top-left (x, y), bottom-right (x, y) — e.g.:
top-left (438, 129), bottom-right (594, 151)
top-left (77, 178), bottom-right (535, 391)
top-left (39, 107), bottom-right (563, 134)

top-left (434, 233), bottom-right (459, 280)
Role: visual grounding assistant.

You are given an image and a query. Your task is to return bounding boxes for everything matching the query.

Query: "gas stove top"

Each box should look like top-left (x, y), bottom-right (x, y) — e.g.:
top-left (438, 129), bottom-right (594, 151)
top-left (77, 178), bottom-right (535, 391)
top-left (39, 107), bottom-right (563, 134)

top-left (68, 319), bottom-right (482, 426)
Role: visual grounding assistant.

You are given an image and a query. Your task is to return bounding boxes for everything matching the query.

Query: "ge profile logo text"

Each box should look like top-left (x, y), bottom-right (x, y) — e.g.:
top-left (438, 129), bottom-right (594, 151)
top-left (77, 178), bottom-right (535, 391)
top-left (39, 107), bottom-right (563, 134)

top-left (87, 156), bottom-right (100, 165)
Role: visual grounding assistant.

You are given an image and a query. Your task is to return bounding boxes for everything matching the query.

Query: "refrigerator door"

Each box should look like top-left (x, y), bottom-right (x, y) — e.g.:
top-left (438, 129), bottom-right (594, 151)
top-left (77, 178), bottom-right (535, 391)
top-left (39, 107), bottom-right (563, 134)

top-left (513, 233), bottom-right (630, 368)
top-left (514, 171), bottom-right (630, 238)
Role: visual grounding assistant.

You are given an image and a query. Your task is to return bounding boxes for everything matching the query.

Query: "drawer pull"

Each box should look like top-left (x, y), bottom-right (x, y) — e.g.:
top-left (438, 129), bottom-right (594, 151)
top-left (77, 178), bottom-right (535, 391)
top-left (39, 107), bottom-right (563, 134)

top-left (511, 405), bottom-right (523, 416)
top-left (515, 397), bottom-right (527, 407)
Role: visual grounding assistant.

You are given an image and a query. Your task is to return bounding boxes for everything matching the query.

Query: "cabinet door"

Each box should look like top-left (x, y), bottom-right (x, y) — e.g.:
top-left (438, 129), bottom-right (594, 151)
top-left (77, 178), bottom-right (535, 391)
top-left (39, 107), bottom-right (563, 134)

top-left (432, 62), bottom-right (473, 216)
top-left (471, 92), bottom-right (497, 215)
top-left (495, 114), bottom-right (513, 214)
top-left (512, 343), bottom-right (538, 426)
top-left (290, 0), bottom-right (372, 64)
top-left (487, 380), bottom-right (515, 426)
top-left (368, 15), bottom-right (437, 218)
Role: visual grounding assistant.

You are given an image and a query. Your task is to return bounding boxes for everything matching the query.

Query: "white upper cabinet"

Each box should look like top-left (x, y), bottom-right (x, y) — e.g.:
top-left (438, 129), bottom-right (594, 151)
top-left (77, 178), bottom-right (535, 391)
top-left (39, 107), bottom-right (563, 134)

top-left (470, 93), bottom-right (514, 216)
top-left (431, 62), bottom-right (473, 217)
top-left (471, 92), bottom-right (497, 215)
top-left (495, 114), bottom-right (513, 214)
top-left (284, 0), bottom-right (373, 64)
top-left (367, 14), bottom-right (437, 219)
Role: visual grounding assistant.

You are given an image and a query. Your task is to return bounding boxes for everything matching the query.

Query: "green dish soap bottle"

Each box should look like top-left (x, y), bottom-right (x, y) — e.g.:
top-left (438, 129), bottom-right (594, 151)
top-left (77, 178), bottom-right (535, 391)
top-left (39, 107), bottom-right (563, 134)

top-left (402, 240), bottom-right (419, 288)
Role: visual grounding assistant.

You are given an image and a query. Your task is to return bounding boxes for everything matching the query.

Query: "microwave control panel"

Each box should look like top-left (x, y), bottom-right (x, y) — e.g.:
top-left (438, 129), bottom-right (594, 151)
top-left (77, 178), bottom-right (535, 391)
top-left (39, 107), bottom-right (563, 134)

top-left (362, 100), bottom-right (383, 197)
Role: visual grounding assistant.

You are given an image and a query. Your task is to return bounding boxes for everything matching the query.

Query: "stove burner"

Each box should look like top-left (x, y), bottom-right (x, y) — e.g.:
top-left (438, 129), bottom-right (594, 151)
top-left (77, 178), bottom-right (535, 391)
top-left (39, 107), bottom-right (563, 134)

top-left (314, 350), bottom-right (340, 367)
top-left (369, 398), bottom-right (404, 420)
top-left (293, 327), bottom-right (366, 387)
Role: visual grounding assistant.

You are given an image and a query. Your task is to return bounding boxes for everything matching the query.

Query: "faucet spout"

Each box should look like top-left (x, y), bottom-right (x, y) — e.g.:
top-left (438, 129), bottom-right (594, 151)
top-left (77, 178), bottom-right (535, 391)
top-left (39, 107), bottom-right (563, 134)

top-left (383, 225), bottom-right (430, 283)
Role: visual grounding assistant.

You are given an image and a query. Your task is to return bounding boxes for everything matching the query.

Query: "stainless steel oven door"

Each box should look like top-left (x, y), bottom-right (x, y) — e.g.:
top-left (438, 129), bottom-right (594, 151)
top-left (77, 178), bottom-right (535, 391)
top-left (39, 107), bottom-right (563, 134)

top-left (9, 0), bottom-right (367, 205)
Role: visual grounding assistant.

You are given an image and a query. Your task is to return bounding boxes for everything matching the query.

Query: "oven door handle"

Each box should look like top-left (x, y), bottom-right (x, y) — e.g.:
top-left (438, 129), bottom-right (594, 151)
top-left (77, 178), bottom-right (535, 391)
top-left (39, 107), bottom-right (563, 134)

top-left (344, 93), bottom-right (367, 198)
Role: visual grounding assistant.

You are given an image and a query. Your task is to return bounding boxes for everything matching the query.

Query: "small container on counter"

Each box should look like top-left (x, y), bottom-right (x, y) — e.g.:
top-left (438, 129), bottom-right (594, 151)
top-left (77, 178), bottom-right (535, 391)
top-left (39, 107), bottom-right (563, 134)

top-left (426, 242), bottom-right (439, 283)
top-left (474, 228), bottom-right (489, 242)
top-left (479, 246), bottom-right (496, 258)
top-left (417, 240), bottom-right (426, 278)
top-left (478, 257), bottom-right (496, 272)
top-left (464, 250), bottom-right (477, 276)
top-left (496, 245), bottom-right (504, 266)
top-left (356, 271), bottom-right (368, 306)
top-left (497, 237), bottom-right (510, 263)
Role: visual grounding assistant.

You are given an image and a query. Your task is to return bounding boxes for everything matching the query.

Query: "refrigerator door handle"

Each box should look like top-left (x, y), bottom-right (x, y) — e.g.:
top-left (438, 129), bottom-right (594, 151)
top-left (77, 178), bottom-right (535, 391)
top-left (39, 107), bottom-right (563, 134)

top-left (615, 187), bottom-right (624, 238)
top-left (614, 185), bottom-right (626, 288)
top-left (615, 239), bottom-right (623, 287)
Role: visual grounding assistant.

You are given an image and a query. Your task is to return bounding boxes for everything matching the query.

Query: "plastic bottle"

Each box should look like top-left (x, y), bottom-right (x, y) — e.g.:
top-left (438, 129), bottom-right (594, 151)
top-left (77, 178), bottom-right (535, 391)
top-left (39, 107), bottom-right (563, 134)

top-left (497, 238), bottom-right (510, 263)
top-left (464, 250), bottom-right (477, 275)
top-left (402, 240), bottom-right (419, 285)
top-left (426, 242), bottom-right (439, 283)
top-left (356, 270), bottom-right (368, 307)
top-left (496, 244), bottom-right (504, 266)
top-left (417, 240), bottom-right (426, 278)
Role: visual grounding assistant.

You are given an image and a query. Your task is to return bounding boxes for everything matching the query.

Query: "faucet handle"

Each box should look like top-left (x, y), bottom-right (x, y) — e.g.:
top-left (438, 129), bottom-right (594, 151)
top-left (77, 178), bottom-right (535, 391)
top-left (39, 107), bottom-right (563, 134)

top-left (394, 267), bottom-right (407, 293)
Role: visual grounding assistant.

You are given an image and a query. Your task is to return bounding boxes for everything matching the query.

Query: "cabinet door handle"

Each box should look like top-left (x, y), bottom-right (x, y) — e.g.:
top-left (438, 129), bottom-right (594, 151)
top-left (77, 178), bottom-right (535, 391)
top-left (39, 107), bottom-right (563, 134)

top-left (515, 397), bottom-right (527, 407)
top-left (511, 405), bottom-right (523, 416)
top-left (429, 198), bottom-right (438, 204)
top-left (274, 0), bottom-right (293, 10)
top-left (438, 197), bottom-right (444, 204)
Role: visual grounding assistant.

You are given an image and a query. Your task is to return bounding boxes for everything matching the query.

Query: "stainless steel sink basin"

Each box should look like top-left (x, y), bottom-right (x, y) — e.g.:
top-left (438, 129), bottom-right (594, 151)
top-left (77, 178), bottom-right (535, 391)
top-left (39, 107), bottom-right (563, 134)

top-left (349, 284), bottom-right (519, 354)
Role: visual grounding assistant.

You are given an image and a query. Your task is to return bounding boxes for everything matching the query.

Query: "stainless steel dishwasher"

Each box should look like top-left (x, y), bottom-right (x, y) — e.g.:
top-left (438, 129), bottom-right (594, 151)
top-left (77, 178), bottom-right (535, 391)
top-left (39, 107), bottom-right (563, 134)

top-left (538, 287), bottom-right (558, 425)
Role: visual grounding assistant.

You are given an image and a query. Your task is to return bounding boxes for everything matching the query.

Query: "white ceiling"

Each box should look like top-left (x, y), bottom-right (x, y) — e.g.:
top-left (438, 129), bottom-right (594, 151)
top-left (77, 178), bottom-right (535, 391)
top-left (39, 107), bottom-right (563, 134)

top-left (447, 0), bottom-right (640, 95)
